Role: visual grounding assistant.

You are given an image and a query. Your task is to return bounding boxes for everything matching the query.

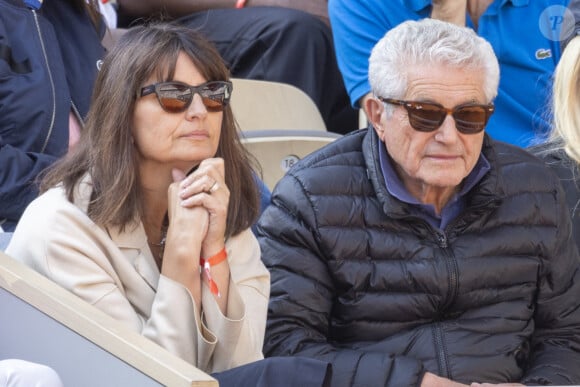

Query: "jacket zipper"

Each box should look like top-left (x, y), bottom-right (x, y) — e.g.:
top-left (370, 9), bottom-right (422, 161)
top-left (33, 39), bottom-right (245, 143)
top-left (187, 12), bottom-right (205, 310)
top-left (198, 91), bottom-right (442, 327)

top-left (31, 9), bottom-right (57, 153)
top-left (437, 200), bottom-right (498, 307)
top-left (435, 231), bottom-right (459, 310)
top-left (70, 100), bottom-right (85, 131)
top-left (432, 323), bottom-right (450, 378)
top-left (391, 199), bottom-right (500, 381)
top-left (428, 202), bottom-right (497, 380)
top-left (432, 230), bottom-right (455, 380)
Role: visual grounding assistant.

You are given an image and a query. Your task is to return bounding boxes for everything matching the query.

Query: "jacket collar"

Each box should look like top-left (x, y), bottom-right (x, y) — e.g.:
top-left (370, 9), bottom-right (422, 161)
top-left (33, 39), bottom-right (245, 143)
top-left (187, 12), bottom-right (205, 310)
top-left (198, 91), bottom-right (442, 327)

top-left (107, 222), bottom-right (160, 291)
top-left (73, 174), bottom-right (160, 290)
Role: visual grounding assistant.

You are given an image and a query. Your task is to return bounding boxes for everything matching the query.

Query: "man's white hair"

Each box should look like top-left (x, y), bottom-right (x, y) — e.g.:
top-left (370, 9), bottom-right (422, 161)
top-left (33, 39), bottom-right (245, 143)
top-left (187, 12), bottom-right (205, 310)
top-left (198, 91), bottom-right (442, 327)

top-left (368, 18), bottom-right (499, 111)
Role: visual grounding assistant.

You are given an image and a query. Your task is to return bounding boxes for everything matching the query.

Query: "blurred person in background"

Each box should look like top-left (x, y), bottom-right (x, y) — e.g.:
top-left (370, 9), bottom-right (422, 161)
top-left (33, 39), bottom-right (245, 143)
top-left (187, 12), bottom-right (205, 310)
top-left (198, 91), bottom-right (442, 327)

top-left (531, 35), bottom-right (580, 249)
top-left (116, 0), bottom-right (358, 135)
top-left (0, 0), bottom-right (105, 232)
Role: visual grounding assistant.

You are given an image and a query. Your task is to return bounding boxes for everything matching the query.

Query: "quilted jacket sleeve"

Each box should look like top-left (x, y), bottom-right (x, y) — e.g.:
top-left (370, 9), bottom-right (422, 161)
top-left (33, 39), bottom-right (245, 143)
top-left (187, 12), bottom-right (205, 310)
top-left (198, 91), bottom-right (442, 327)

top-left (521, 175), bottom-right (580, 385)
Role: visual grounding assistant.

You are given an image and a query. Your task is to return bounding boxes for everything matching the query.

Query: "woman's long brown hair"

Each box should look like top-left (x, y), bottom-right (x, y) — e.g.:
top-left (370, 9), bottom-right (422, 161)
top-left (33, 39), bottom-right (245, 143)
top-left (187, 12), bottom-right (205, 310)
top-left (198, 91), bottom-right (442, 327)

top-left (41, 23), bottom-right (260, 238)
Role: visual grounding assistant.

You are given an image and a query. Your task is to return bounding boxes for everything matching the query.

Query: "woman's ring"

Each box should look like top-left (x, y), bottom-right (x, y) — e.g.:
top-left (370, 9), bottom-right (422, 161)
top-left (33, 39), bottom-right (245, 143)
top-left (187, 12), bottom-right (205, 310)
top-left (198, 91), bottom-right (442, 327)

top-left (209, 181), bottom-right (218, 193)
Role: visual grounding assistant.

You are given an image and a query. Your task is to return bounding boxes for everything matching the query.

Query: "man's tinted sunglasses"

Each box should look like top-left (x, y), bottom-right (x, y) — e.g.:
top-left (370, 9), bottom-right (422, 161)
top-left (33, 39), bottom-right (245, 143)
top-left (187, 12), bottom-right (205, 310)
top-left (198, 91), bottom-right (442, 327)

top-left (378, 97), bottom-right (494, 134)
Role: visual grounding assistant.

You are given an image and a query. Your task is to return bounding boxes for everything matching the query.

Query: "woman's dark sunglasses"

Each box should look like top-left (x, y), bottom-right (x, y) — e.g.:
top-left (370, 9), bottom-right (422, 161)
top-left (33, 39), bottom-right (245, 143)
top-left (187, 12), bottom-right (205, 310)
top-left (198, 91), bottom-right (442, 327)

top-left (140, 80), bottom-right (233, 113)
top-left (378, 97), bottom-right (494, 134)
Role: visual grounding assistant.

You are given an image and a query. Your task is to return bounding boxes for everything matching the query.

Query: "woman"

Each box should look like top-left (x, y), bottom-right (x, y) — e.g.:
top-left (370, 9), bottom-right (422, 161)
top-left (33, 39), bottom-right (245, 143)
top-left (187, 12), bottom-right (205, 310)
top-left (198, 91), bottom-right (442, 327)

top-left (6, 24), bottom-right (331, 385)
top-left (531, 35), bottom-right (580, 248)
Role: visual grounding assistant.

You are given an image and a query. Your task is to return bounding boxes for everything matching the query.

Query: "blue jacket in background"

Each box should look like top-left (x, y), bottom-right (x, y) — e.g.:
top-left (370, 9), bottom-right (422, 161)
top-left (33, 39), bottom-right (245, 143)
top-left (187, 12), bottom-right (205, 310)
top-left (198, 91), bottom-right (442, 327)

top-left (0, 0), bottom-right (105, 231)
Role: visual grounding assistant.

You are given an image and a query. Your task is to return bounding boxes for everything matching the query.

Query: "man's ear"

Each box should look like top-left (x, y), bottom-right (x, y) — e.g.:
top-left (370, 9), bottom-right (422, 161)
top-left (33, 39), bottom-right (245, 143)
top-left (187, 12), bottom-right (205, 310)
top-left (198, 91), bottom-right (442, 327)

top-left (365, 96), bottom-right (386, 140)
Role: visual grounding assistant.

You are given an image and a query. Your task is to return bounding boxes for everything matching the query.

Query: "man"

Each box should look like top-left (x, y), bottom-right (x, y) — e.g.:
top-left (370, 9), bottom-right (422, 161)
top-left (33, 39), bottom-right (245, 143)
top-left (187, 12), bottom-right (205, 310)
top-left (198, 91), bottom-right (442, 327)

top-left (257, 19), bottom-right (580, 386)
top-left (328, 0), bottom-right (570, 147)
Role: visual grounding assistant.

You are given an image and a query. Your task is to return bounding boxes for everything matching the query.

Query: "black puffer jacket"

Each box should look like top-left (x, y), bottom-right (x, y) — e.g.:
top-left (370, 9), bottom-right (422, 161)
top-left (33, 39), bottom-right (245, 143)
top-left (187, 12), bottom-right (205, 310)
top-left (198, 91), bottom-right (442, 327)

top-left (534, 147), bottom-right (580, 252)
top-left (257, 128), bottom-right (580, 386)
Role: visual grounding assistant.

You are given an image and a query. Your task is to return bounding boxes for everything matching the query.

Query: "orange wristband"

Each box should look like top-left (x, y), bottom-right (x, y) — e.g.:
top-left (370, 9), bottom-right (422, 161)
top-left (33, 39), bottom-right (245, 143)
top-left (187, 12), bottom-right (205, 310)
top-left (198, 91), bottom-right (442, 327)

top-left (235, 0), bottom-right (246, 8)
top-left (200, 248), bottom-right (227, 297)
top-left (200, 247), bottom-right (227, 267)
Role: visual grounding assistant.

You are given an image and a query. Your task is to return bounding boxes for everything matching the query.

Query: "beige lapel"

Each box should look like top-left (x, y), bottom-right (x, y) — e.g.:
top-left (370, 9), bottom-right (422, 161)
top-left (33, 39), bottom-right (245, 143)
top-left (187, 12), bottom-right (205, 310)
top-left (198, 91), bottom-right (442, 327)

top-left (73, 174), bottom-right (160, 316)
top-left (108, 221), bottom-right (160, 292)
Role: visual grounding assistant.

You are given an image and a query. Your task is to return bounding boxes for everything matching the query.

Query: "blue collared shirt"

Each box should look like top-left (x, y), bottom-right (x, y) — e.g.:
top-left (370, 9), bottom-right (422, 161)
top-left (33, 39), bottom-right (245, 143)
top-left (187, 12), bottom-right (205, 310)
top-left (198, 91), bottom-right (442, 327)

top-left (328, 0), bottom-right (570, 147)
top-left (378, 139), bottom-right (491, 230)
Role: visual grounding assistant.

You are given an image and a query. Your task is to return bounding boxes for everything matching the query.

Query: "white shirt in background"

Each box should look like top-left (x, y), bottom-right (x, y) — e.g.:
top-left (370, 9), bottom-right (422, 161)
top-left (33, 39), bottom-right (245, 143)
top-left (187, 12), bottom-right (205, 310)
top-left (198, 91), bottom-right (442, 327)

top-left (97, 0), bottom-right (117, 29)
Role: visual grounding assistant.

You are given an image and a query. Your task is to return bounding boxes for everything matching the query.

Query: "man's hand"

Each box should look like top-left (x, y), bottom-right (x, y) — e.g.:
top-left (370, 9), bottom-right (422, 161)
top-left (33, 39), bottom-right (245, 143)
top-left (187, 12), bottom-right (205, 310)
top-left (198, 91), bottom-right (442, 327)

top-left (421, 372), bottom-right (469, 387)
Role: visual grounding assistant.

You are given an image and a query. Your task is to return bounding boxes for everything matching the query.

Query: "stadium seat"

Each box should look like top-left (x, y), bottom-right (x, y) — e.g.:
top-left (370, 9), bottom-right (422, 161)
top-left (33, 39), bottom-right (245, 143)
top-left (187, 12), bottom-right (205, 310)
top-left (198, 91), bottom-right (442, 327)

top-left (230, 78), bottom-right (327, 132)
top-left (241, 129), bottom-right (342, 190)
top-left (0, 251), bottom-right (216, 387)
